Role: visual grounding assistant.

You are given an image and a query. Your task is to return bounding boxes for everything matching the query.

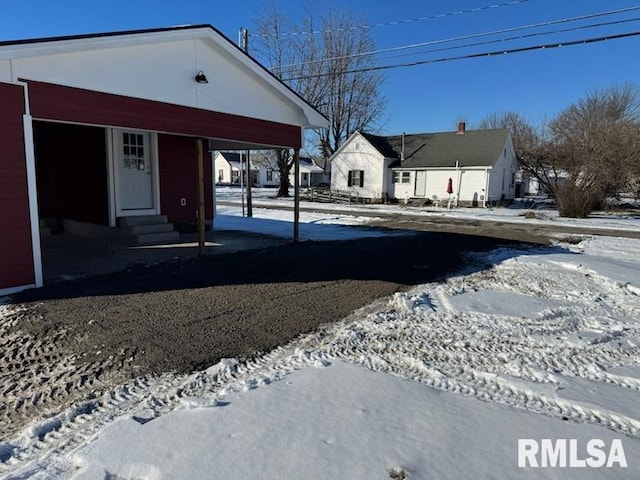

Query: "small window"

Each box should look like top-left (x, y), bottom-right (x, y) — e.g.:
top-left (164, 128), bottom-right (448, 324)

top-left (232, 170), bottom-right (240, 183)
top-left (122, 132), bottom-right (145, 170)
top-left (392, 171), bottom-right (411, 183)
top-left (266, 170), bottom-right (273, 181)
top-left (348, 170), bottom-right (365, 187)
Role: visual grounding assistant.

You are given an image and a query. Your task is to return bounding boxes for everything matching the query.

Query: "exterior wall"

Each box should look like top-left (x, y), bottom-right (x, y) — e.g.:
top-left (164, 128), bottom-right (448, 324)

top-left (330, 133), bottom-right (387, 200)
top-left (33, 121), bottom-right (108, 224)
top-left (487, 137), bottom-right (517, 202)
top-left (213, 154), bottom-right (232, 184)
top-left (158, 134), bottom-right (213, 226)
top-left (257, 166), bottom-right (280, 187)
top-left (388, 170), bottom-right (414, 201)
top-left (1, 36), bottom-right (308, 127)
top-left (26, 80), bottom-right (303, 149)
top-left (0, 82), bottom-right (34, 289)
top-left (425, 169), bottom-right (458, 201)
top-left (391, 168), bottom-right (489, 205)
top-left (456, 169), bottom-right (489, 205)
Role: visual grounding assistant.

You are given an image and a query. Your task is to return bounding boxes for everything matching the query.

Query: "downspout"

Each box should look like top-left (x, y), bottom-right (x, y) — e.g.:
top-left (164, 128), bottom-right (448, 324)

top-left (17, 80), bottom-right (44, 288)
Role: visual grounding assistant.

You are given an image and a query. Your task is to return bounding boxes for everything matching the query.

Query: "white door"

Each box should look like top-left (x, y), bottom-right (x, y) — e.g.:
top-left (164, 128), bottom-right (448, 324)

top-left (116, 130), bottom-right (153, 210)
top-left (414, 171), bottom-right (427, 197)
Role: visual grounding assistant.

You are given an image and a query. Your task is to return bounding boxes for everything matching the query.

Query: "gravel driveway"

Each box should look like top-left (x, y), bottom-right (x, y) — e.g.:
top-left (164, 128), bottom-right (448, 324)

top-left (2, 231), bottom-right (528, 440)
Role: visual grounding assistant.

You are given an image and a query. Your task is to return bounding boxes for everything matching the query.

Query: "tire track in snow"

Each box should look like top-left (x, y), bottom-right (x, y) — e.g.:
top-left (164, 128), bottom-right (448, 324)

top-left (4, 239), bottom-right (640, 476)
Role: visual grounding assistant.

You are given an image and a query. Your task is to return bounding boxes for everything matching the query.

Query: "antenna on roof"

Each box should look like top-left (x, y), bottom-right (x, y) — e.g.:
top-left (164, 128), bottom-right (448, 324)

top-left (401, 132), bottom-right (405, 161)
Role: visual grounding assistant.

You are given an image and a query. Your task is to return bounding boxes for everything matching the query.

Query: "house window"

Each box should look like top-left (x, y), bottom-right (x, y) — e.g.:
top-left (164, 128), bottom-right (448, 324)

top-left (266, 170), bottom-right (273, 181)
top-left (218, 169), bottom-right (224, 182)
top-left (231, 170), bottom-right (240, 183)
top-left (348, 170), bottom-right (365, 187)
top-left (393, 171), bottom-right (411, 184)
top-left (122, 132), bottom-right (145, 170)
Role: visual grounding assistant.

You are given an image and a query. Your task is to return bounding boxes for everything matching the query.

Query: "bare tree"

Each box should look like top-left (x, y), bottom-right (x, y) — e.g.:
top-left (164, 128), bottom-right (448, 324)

top-left (480, 86), bottom-right (640, 217)
top-left (253, 3), bottom-right (386, 196)
top-left (547, 84), bottom-right (640, 216)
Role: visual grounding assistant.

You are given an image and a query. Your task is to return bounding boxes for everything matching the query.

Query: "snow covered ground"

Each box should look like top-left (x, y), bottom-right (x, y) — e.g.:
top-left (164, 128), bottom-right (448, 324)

top-left (2, 206), bottom-right (640, 479)
top-left (216, 186), bottom-right (640, 233)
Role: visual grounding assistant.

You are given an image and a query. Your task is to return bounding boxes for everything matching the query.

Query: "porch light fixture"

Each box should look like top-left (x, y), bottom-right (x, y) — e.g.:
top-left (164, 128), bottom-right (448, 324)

top-left (195, 71), bottom-right (208, 83)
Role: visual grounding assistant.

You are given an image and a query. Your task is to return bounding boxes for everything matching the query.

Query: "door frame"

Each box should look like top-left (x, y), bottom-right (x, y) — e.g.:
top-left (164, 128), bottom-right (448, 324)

top-left (414, 170), bottom-right (427, 197)
top-left (107, 128), bottom-right (161, 226)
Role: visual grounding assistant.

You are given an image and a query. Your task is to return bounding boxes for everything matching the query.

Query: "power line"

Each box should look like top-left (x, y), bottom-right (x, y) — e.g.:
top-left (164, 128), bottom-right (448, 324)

top-left (282, 30), bottom-right (640, 81)
top-left (275, 6), bottom-right (640, 71)
top-left (257, 0), bottom-right (534, 38)
top-left (371, 16), bottom-right (640, 65)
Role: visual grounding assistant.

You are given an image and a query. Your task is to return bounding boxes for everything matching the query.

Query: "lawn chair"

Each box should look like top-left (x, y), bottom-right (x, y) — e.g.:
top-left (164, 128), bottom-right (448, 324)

top-left (431, 195), bottom-right (441, 207)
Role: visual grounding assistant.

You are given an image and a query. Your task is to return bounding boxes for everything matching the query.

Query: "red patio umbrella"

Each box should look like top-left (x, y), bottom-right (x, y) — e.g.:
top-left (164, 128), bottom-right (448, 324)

top-left (446, 177), bottom-right (453, 194)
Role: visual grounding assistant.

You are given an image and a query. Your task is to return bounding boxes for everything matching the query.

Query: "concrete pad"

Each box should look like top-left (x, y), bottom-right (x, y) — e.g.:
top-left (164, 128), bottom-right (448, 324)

top-left (41, 231), bottom-right (288, 283)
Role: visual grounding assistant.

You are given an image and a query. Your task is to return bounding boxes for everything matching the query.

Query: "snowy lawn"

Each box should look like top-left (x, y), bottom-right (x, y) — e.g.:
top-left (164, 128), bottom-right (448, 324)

top-left (3, 212), bottom-right (640, 479)
top-left (216, 186), bottom-right (640, 233)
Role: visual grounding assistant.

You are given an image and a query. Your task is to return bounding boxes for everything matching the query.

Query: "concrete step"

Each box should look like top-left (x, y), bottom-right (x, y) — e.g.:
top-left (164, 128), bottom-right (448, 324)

top-left (119, 215), bottom-right (168, 227)
top-left (122, 223), bottom-right (175, 236)
top-left (135, 231), bottom-right (180, 245)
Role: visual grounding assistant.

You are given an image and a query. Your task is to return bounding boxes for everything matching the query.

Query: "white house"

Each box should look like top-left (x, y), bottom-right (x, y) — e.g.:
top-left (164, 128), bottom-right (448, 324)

top-left (252, 151), bottom-right (281, 187)
top-left (329, 123), bottom-right (518, 206)
top-left (253, 152), bottom-right (325, 188)
top-left (292, 157), bottom-right (325, 187)
top-left (214, 151), bottom-right (257, 185)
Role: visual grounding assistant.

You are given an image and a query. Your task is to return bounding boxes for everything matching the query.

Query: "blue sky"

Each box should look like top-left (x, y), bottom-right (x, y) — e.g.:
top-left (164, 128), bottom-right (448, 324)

top-left (2, 0), bottom-right (640, 135)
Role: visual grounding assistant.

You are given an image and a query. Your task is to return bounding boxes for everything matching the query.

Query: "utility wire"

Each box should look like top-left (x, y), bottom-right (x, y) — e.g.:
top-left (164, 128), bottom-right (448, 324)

top-left (371, 16), bottom-right (640, 65)
top-left (282, 30), bottom-right (640, 81)
top-left (257, 0), bottom-right (534, 37)
top-left (274, 6), bottom-right (640, 70)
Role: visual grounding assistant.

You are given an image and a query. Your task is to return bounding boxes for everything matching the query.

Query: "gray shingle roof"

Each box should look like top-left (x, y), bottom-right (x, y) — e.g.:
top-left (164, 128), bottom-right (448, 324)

top-left (364, 129), bottom-right (509, 168)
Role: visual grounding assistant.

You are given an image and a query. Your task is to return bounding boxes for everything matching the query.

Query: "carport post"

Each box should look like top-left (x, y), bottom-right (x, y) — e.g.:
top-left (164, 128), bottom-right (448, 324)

top-left (293, 148), bottom-right (300, 243)
top-left (196, 138), bottom-right (206, 256)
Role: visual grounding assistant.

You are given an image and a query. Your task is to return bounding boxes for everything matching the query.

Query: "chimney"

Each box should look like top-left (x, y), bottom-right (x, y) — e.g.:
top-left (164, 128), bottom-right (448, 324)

top-left (457, 122), bottom-right (466, 135)
top-left (401, 132), bottom-right (405, 161)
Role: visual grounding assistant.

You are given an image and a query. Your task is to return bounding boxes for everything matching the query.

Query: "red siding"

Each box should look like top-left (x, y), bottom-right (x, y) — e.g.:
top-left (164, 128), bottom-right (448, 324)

top-left (158, 134), bottom-right (213, 225)
top-left (26, 80), bottom-right (302, 149)
top-left (0, 82), bottom-right (35, 289)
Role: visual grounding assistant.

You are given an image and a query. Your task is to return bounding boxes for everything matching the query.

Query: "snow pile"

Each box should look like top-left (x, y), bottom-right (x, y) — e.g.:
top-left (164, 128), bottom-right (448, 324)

top-left (3, 236), bottom-right (640, 479)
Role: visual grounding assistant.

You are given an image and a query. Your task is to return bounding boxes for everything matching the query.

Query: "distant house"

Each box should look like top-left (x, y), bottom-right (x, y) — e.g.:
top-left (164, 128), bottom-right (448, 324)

top-left (329, 123), bottom-right (518, 206)
top-left (253, 151), bottom-right (281, 187)
top-left (293, 157), bottom-right (325, 187)
top-left (253, 152), bottom-right (326, 188)
top-left (214, 151), bottom-right (258, 185)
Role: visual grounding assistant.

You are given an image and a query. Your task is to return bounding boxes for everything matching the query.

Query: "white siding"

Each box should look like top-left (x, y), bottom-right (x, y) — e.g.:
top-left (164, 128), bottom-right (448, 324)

top-left (0, 33), bottom-right (311, 127)
top-left (487, 136), bottom-right (517, 202)
top-left (257, 166), bottom-right (280, 187)
top-left (389, 171), bottom-right (414, 200)
top-left (213, 153), bottom-right (233, 184)
top-left (456, 169), bottom-right (489, 204)
top-left (330, 133), bottom-right (387, 200)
